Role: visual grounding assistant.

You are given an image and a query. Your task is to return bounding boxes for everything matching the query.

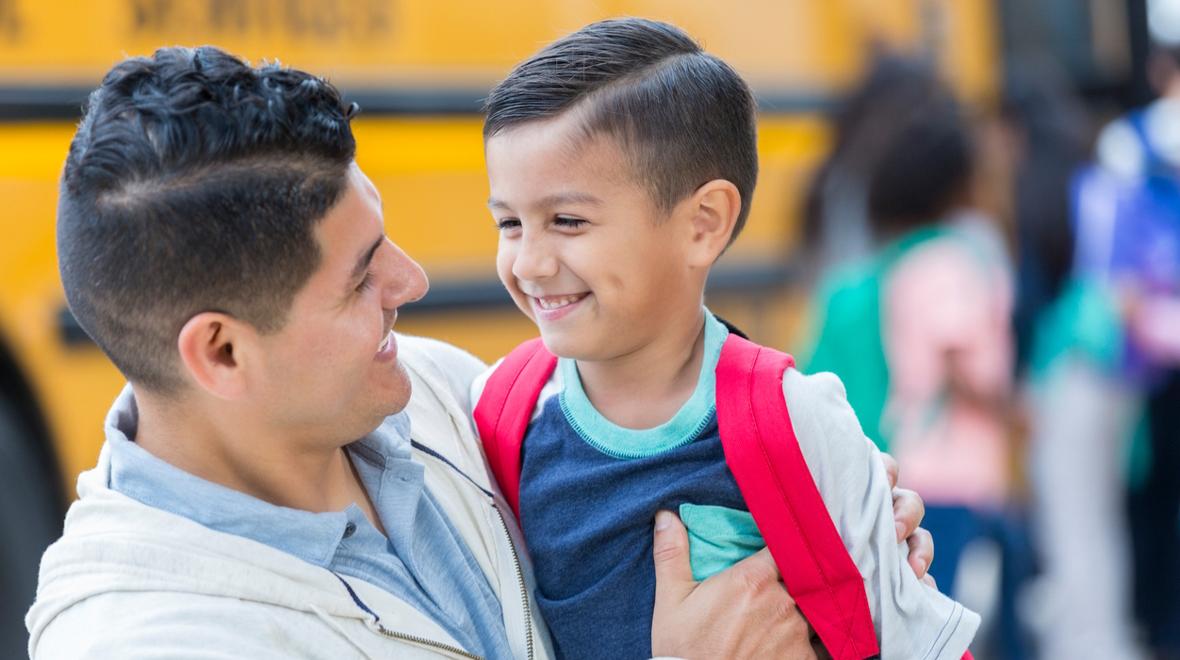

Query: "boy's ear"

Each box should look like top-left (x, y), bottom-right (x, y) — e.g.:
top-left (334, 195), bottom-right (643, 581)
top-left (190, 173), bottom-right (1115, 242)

top-left (684, 179), bottom-right (742, 267)
top-left (176, 312), bottom-right (254, 400)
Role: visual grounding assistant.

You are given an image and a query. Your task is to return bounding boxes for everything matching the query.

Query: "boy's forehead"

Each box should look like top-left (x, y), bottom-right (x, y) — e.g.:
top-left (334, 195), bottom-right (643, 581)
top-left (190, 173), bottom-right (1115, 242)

top-left (486, 113), bottom-right (640, 191)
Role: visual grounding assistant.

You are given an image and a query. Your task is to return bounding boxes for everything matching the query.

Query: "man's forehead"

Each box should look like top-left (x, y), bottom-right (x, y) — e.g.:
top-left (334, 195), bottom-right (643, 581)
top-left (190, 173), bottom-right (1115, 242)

top-left (308, 165), bottom-right (384, 275)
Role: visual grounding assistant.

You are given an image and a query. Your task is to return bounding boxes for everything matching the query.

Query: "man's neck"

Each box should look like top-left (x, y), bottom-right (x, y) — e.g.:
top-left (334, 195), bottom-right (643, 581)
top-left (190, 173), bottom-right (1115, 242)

top-left (132, 389), bottom-right (364, 516)
top-left (575, 305), bottom-right (707, 429)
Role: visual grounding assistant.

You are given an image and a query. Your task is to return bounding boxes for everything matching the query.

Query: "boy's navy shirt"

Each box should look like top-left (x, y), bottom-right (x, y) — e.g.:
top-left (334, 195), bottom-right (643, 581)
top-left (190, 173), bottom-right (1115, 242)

top-left (476, 309), bottom-right (981, 660)
top-left (518, 314), bottom-right (742, 659)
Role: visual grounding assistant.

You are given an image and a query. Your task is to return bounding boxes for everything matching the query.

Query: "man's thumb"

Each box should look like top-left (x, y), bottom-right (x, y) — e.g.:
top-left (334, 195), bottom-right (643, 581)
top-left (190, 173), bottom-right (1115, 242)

top-left (652, 510), bottom-right (696, 606)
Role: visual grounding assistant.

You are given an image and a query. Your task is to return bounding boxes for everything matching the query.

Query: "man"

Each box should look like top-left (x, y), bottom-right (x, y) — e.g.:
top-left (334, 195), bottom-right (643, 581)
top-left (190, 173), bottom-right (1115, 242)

top-left (27, 46), bottom-right (934, 658)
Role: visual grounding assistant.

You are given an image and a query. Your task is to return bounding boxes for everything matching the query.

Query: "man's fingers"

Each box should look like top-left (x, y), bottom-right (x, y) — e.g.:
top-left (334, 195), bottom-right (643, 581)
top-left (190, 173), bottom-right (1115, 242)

top-left (891, 487), bottom-right (925, 542)
top-left (906, 527), bottom-right (934, 579)
top-left (652, 510), bottom-right (696, 606)
top-left (724, 547), bottom-right (784, 595)
top-left (881, 452), bottom-right (900, 490)
top-left (921, 573), bottom-right (938, 590)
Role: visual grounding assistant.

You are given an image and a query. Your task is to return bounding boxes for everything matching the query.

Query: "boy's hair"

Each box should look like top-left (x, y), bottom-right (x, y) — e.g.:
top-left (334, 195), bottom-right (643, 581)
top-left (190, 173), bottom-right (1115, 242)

top-left (483, 18), bottom-right (758, 243)
top-left (58, 46), bottom-right (357, 393)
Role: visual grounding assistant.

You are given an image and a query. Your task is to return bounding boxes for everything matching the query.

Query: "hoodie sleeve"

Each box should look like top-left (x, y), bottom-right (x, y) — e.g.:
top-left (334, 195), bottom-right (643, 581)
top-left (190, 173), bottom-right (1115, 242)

top-left (783, 368), bottom-right (980, 660)
top-left (31, 591), bottom-right (348, 659)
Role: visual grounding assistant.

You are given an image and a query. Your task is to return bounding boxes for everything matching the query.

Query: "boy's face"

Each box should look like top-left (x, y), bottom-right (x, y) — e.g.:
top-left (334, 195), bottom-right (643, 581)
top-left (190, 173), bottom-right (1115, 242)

top-left (250, 163), bottom-right (429, 441)
top-left (486, 113), bottom-right (698, 361)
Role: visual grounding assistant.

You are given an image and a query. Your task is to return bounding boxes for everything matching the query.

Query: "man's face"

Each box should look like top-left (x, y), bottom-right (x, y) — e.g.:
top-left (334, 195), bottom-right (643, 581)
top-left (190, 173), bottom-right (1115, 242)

top-left (486, 112), bottom-right (694, 361)
top-left (253, 163), bottom-right (428, 442)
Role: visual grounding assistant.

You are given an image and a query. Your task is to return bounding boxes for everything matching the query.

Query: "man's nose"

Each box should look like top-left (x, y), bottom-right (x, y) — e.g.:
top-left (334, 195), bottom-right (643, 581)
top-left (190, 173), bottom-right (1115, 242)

top-left (383, 240), bottom-right (429, 308)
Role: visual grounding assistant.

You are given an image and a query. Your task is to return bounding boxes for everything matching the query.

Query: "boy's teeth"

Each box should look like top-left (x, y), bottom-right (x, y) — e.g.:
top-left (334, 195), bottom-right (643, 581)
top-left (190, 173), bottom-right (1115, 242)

top-left (537, 294), bottom-right (584, 310)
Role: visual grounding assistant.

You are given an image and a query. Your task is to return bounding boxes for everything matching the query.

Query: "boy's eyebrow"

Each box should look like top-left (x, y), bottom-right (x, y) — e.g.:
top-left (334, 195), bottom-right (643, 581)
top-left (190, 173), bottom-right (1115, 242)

top-left (350, 235), bottom-right (384, 283)
top-left (487, 192), bottom-right (603, 210)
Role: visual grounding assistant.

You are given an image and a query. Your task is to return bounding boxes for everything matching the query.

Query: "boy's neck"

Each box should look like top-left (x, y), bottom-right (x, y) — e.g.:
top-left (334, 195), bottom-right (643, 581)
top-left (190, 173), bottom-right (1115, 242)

top-left (575, 306), bottom-right (708, 429)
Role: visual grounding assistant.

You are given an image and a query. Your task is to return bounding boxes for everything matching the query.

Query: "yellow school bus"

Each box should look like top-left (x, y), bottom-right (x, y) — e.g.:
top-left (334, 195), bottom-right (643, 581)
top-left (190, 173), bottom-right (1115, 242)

top-left (0, 0), bottom-right (1002, 651)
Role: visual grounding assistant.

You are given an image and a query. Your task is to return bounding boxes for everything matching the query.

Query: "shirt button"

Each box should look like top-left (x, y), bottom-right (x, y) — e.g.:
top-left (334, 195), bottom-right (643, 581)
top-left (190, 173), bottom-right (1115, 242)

top-left (343, 522), bottom-right (357, 539)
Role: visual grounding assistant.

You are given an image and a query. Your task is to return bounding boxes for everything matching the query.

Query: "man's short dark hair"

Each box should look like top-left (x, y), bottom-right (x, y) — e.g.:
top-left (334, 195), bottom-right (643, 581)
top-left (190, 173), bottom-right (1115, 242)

top-left (58, 46), bottom-right (357, 393)
top-left (483, 18), bottom-right (758, 243)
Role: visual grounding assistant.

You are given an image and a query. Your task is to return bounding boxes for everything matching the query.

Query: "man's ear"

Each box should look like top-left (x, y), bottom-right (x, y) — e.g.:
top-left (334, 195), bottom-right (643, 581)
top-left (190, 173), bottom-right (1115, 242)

top-left (176, 312), bottom-right (253, 400)
top-left (684, 179), bottom-right (742, 268)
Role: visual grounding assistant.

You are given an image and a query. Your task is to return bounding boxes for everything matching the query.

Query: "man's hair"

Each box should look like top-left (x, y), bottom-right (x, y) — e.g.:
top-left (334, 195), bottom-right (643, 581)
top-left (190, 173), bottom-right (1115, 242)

top-left (483, 18), bottom-right (758, 243)
top-left (58, 46), bottom-right (357, 393)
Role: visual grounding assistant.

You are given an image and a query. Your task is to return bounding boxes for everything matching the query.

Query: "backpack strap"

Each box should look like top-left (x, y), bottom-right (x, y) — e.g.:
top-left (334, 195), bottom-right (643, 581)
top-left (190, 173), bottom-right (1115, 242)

top-left (473, 338), bottom-right (557, 519)
top-left (715, 333), bottom-right (879, 660)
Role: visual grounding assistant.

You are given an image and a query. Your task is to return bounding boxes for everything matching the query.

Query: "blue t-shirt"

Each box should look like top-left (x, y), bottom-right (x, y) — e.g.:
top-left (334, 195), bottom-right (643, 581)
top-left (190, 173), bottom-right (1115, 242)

top-left (519, 313), bottom-right (756, 659)
top-left (480, 309), bottom-right (981, 659)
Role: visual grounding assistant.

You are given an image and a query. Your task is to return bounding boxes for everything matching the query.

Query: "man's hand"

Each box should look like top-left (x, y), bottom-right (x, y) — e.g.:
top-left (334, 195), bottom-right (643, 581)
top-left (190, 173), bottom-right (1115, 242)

top-left (650, 510), bottom-right (817, 659)
top-left (882, 453), bottom-right (936, 587)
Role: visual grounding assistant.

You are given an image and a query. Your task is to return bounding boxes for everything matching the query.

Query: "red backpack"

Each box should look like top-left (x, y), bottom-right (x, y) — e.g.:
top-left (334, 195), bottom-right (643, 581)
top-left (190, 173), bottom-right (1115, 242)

top-left (474, 333), bottom-right (882, 659)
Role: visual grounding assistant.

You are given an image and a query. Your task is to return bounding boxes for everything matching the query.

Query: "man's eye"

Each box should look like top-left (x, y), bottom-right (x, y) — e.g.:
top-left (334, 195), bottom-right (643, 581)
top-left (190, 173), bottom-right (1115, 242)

top-left (496, 218), bottom-right (521, 231)
top-left (356, 272), bottom-right (375, 293)
top-left (554, 216), bottom-right (587, 228)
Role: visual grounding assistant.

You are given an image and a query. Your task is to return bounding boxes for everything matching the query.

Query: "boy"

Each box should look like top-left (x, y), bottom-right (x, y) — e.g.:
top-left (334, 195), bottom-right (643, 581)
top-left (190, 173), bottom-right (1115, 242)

top-left (476, 18), bottom-right (979, 659)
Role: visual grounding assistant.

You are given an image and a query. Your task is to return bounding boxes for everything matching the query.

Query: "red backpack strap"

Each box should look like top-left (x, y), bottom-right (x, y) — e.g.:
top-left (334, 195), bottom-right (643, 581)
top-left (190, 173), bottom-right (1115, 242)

top-left (473, 338), bottom-right (557, 519)
top-left (715, 334), bottom-right (879, 660)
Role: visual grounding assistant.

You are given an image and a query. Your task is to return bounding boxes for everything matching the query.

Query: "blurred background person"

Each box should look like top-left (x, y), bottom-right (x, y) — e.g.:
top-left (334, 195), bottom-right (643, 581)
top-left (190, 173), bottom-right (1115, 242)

top-left (801, 56), bottom-right (1023, 658)
top-left (1067, 1), bottom-right (1180, 654)
top-left (1004, 62), bottom-right (1148, 660)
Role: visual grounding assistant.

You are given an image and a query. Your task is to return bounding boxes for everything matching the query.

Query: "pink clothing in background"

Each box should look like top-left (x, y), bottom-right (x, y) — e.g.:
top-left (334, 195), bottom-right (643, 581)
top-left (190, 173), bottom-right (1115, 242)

top-left (883, 222), bottom-right (1014, 508)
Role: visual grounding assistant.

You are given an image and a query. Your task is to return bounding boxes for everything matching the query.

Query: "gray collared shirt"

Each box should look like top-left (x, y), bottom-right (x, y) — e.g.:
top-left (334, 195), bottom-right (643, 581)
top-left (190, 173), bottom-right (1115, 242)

top-left (106, 391), bottom-right (512, 659)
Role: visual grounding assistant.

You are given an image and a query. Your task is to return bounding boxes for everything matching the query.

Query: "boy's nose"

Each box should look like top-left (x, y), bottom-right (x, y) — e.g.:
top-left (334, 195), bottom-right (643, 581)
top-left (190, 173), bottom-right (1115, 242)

top-left (511, 234), bottom-right (558, 281)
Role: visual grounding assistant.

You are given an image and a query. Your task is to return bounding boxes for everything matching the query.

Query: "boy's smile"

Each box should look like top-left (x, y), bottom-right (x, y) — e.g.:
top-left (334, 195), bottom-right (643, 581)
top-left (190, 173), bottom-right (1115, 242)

top-left (531, 292), bottom-right (591, 320)
top-left (485, 111), bottom-right (705, 363)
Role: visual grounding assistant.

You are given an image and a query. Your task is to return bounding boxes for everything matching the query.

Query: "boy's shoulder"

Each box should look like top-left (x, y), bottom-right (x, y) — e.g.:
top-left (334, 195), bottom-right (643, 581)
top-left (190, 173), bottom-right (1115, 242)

top-left (777, 366), bottom-right (878, 470)
top-left (711, 333), bottom-right (878, 476)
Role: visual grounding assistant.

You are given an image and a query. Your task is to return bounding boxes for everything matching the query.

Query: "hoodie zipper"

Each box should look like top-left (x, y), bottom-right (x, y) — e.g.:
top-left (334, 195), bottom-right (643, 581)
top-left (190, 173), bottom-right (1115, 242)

top-left (492, 502), bottom-right (536, 660)
top-left (333, 572), bottom-right (484, 659)
top-left (409, 439), bottom-right (536, 660)
top-left (369, 621), bottom-right (484, 660)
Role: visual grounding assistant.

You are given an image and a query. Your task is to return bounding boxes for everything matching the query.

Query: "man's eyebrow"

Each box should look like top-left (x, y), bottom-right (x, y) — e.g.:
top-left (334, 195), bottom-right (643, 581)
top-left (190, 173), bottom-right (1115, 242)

top-left (351, 236), bottom-right (384, 282)
top-left (487, 192), bottom-right (603, 211)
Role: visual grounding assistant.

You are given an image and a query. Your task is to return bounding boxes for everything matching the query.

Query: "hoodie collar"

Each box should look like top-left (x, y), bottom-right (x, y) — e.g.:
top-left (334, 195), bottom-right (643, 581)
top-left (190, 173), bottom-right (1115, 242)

top-left (104, 385), bottom-right (413, 568)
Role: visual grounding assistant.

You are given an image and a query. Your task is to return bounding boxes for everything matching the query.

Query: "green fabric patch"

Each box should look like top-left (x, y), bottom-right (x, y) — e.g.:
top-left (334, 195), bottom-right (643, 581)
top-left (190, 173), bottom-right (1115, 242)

top-left (679, 502), bottom-right (765, 581)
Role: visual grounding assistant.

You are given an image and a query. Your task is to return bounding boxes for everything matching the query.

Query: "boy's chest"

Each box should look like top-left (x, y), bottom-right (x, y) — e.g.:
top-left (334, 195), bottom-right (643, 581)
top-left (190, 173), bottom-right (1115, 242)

top-left (517, 397), bottom-right (748, 657)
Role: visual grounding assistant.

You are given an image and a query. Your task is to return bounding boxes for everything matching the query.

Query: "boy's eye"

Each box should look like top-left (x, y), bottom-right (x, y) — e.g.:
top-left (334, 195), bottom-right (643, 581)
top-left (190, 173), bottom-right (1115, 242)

top-left (554, 216), bottom-right (587, 229)
top-left (496, 218), bottom-right (521, 231)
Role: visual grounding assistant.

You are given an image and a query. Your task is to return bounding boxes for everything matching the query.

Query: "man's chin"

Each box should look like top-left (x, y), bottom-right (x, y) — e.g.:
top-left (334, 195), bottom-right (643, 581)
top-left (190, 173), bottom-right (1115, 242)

top-left (379, 365), bottom-right (414, 415)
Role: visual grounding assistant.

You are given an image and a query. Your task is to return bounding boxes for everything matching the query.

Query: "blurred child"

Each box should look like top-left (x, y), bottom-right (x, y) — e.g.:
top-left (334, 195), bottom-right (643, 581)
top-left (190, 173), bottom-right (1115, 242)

top-left (1001, 66), bottom-right (1147, 660)
top-left (1074, 16), bottom-right (1180, 652)
top-left (473, 18), bottom-right (978, 660)
top-left (803, 59), bottom-right (1016, 601)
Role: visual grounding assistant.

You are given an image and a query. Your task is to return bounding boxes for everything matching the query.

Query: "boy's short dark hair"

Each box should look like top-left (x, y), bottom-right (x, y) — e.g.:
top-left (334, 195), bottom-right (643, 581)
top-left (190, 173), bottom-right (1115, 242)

top-left (58, 46), bottom-right (357, 393)
top-left (483, 18), bottom-right (758, 243)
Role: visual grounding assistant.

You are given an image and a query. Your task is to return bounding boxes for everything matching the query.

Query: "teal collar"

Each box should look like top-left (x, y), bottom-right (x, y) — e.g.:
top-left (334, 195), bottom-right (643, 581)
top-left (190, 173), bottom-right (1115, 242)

top-left (558, 309), bottom-right (729, 459)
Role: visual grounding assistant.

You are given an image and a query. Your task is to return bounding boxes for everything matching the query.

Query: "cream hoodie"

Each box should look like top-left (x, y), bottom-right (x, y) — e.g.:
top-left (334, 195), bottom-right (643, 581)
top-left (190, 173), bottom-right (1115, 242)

top-left (26, 335), bottom-right (553, 660)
